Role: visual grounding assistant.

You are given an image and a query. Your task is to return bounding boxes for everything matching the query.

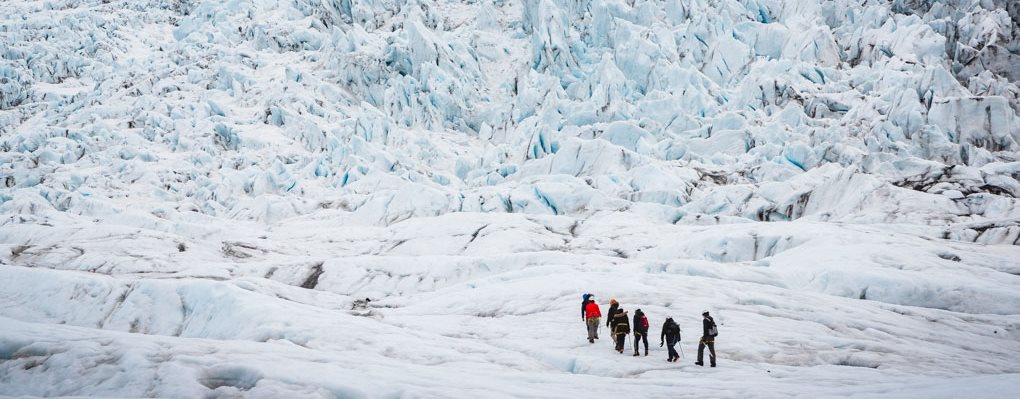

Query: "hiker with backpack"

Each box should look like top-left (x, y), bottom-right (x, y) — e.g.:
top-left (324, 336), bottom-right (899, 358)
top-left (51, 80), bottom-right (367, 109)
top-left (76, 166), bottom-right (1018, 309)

top-left (660, 317), bottom-right (682, 362)
top-left (611, 308), bottom-right (630, 353)
top-left (584, 295), bottom-right (601, 343)
top-left (696, 311), bottom-right (717, 367)
top-left (632, 309), bottom-right (649, 356)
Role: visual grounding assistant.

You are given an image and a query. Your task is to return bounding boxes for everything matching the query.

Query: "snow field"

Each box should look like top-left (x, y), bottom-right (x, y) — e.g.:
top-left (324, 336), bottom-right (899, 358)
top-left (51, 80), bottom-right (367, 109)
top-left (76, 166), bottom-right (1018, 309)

top-left (2, 211), bottom-right (1020, 397)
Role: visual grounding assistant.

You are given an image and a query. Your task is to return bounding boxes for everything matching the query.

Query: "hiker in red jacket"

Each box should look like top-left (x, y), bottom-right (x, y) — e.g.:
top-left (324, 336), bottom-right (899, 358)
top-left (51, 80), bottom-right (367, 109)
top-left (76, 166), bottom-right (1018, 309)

top-left (584, 295), bottom-right (601, 343)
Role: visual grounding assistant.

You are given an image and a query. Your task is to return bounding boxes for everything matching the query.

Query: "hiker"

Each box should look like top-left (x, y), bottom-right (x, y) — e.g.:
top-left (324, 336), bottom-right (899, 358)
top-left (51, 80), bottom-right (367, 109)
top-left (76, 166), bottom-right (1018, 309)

top-left (608, 304), bottom-right (620, 334)
top-left (583, 293), bottom-right (591, 336)
top-left (605, 299), bottom-right (619, 326)
top-left (660, 317), bottom-right (682, 362)
top-left (581, 293), bottom-right (592, 325)
top-left (632, 309), bottom-right (649, 356)
top-left (696, 311), bottom-right (717, 367)
top-left (584, 295), bottom-right (601, 343)
top-left (605, 298), bottom-right (619, 334)
top-left (612, 308), bottom-right (630, 353)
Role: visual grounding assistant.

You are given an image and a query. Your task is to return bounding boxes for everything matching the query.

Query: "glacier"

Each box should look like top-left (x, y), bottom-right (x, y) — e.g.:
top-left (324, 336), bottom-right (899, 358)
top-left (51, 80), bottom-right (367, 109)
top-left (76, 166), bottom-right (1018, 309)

top-left (1, 0), bottom-right (1019, 397)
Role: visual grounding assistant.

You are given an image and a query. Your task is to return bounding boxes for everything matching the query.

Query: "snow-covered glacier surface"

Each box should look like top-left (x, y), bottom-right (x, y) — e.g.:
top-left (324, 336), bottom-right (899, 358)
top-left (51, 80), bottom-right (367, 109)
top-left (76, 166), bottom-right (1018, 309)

top-left (2, 0), bottom-right (1020, 397)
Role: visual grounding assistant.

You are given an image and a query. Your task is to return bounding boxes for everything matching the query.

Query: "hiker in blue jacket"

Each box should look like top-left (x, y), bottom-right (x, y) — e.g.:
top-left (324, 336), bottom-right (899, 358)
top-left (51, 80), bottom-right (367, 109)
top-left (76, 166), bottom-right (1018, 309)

top-left (581, 293), bottom-right (592, 332)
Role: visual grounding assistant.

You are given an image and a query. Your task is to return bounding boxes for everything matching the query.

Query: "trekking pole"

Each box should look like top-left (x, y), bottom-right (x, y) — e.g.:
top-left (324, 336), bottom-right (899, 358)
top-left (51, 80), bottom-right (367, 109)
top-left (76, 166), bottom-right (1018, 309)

top-left (679, 328), bottom-right (685, 358)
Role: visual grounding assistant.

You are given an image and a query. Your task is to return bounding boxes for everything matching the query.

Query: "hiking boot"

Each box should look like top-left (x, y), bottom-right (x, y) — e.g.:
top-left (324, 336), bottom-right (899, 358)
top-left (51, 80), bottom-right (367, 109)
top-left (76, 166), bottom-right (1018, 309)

top-left (633, 353), bottom-right (639, 357)
top-left (589, 339), bottom-right (594, 343)
top-left (695, 362), bottom-right (703, 366)
top-left (644, 350), bottom-right (649, 356)
top-left (711, 364), bottom-right (716, 367)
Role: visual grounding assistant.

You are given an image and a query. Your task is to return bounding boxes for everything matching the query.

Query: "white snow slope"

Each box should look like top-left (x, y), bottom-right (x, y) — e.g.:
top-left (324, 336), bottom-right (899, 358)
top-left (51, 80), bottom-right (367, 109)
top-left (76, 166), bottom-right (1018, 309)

top-left (2, 0), bottom-right (1020, 397)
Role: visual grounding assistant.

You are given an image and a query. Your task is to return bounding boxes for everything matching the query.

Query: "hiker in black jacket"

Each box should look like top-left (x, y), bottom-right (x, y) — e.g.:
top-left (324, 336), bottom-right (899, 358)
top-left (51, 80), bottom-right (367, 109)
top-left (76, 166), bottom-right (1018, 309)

top-left (605, 298), bottom-right (619, 346)
top-left (605, 298), bottom-right (619, 329)
top-left (581, 294), bottom-right (591, 324)
top-left (581, 293), bottom-right (600, 341)
top-left (611, 308), bottom-right (630, 353)
top-left (660, 317), bottom-right (681, 362)
top-left (632, 309), bottom-right (649, 356)
top-left (696, 311), bottom-right (717, 367)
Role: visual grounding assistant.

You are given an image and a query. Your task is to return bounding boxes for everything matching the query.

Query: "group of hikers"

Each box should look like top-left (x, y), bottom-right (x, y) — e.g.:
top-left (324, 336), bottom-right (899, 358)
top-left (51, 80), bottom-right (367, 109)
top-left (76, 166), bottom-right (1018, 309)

top-left (581, 293), bottom-right (717, 367)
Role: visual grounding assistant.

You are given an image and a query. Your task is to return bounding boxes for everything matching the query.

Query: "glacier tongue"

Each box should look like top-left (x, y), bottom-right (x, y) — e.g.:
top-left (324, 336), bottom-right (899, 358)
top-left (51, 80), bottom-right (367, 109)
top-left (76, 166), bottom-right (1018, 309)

top-left (2, 0), bottom-right (1020, 397)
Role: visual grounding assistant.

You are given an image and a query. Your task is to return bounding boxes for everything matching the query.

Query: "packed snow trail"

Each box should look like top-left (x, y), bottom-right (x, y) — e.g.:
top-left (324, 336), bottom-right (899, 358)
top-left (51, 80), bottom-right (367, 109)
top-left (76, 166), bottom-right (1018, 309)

top-left (2, 0), bottom-right (1020, 397)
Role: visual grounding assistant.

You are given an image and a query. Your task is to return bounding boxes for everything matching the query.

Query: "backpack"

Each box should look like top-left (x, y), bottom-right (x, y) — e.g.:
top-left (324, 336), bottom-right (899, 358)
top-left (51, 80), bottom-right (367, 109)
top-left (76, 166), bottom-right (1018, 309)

top-left (615, 313), bottom-right (630, 333)
top-left (665, 322), bottom-right (681, 341)
top-left (640, 315), bottom-right (649, 331)
top-left (708, 321), bottom-right (718, 337)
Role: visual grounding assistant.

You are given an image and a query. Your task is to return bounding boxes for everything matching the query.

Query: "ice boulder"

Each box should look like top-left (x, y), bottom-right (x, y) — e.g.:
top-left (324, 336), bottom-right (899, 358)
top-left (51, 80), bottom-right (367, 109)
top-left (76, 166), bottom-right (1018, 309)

top-left (0, 66), bottom-right (29, 109)
top-left (602, 121), bottom-right (652, 153)
top-left (927, 96), bottom-right (1019, 153)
